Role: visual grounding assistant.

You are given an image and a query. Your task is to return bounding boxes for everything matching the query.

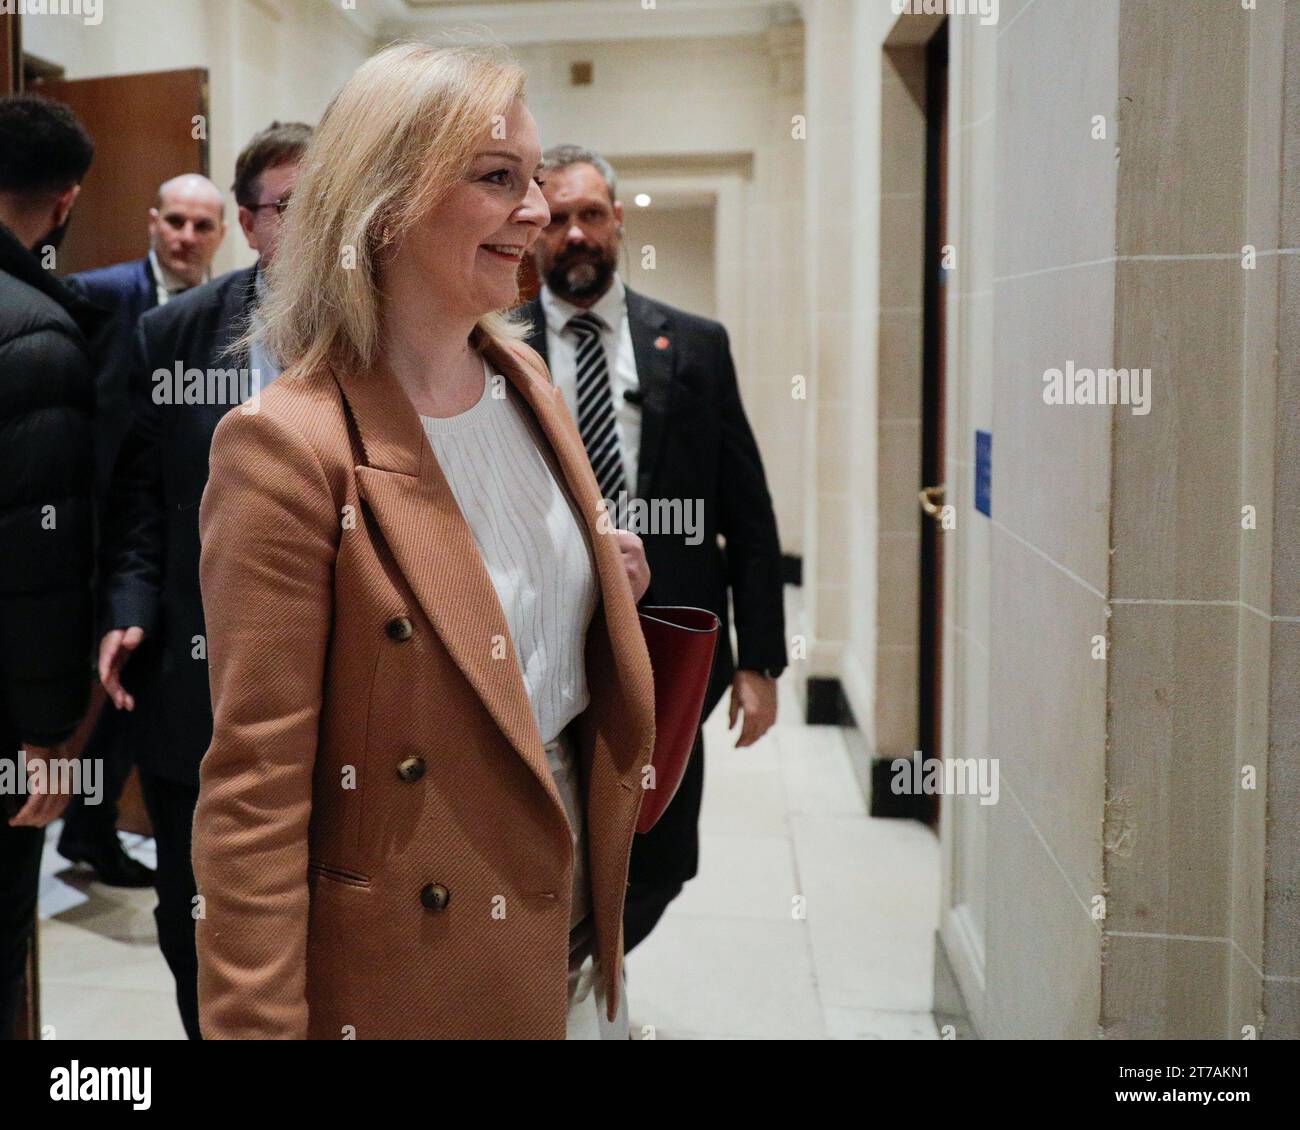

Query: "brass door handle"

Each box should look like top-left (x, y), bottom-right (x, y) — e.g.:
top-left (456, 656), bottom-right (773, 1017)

top-left (919, 484), bottom-right (946, 518)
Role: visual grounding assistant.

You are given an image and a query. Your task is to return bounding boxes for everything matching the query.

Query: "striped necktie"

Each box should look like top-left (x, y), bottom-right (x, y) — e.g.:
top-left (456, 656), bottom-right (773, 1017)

top-left (567, 311), bottom-right (627, 521)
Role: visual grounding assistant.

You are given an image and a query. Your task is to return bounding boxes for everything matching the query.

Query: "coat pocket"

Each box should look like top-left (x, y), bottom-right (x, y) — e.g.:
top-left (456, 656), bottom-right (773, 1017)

top-left (307, 861), bottom-right (372, 888)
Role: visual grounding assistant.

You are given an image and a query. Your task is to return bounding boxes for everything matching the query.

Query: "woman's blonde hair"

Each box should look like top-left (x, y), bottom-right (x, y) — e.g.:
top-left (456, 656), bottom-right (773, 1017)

top-left (254, 40), bottom-right (534, 378)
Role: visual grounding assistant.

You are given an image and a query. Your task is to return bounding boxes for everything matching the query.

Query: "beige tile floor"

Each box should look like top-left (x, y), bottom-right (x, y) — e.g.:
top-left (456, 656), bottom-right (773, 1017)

top-left (36, 651), bottom-right (940, 1040)
top-left (624, 674), bottom-right (941, 1039)
top-left (38, 831), bottom-right (187, 1040)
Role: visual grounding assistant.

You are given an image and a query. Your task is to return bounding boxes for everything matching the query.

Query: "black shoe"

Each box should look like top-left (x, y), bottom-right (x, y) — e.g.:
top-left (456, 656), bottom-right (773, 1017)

top-left (57, 834), bottom-right (155, 888)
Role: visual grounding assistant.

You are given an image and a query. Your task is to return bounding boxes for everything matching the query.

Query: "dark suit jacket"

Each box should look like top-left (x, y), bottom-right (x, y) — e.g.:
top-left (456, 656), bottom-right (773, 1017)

top-left (517, 286), bottom-right (787, 715)
top-left (100, 265), bottom-right (258, 786)
top-left (67, 257), bottom-right (160, 504)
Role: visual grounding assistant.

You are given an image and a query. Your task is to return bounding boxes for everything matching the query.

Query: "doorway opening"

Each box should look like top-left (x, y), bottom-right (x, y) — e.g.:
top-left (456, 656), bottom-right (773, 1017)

top-left (871, 15), bottom-right (949, 827)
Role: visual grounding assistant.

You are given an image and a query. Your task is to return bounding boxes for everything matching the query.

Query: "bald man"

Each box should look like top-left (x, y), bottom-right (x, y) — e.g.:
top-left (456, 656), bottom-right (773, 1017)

top-left (71, 173), bottom-right (226, 498)
top-left (146, 174), bottom-right (227, 294)
top-left (60, 175), bottom-right (225, 889)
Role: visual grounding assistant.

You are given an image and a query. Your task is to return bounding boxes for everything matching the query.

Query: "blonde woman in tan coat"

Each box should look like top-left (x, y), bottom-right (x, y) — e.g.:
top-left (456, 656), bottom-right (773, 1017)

top-left (192, 42), bottom-right (655, 1040)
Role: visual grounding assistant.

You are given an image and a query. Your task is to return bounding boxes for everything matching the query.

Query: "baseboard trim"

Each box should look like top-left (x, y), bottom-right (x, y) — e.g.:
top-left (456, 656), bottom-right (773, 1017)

top-left (933, 929), bottom-right (978, 1040)
top-left (804, 676), bottom-right (855, 726)
top-left (870, 756), bottom-right (932, 820)
top-left (840, 718), bottom-right (874, 804)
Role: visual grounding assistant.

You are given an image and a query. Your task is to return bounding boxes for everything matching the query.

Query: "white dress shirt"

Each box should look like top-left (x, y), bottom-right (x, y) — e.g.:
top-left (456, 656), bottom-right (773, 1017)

top-left (539, 273), bottom-right (642, 493)
top-left (247, 265), bottom-right (281, 386)
top-left (147, 248), bottom-right (197, 306)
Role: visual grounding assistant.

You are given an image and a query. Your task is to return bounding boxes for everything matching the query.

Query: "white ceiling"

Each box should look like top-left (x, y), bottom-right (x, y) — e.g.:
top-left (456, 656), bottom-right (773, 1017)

top-left (344, 0), bottom-right (803, 46)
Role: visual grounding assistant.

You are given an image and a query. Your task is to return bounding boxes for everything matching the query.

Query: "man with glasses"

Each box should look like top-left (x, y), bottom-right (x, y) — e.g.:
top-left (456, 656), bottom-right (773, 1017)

top-left (93, 121), bottom-right (312, 1039)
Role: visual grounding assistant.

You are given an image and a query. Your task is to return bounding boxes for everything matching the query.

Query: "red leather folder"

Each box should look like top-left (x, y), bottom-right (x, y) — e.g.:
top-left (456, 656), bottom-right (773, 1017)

top-left (635, 606), bottom-right (721, 834)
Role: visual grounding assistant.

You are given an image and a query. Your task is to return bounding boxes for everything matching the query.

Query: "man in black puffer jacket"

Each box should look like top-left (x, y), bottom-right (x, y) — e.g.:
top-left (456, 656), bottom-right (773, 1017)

top-left (0, 94), bottom-right (100, 1039)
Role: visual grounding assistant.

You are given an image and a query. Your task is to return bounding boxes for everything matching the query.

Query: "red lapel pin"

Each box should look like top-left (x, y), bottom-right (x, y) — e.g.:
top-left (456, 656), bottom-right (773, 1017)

top-left (654, 335), bottom-right (670, 350)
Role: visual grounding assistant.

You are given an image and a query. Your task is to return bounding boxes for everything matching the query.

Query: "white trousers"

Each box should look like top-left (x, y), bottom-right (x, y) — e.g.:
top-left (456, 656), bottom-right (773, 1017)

top-left (566, 953), bottom-right (629, 1040)
top-left (550, 726), bottom-right (628, 1039)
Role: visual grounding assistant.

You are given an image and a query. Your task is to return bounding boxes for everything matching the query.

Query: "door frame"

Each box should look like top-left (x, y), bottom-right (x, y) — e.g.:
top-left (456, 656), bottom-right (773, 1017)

top-left (869, 13), bottom-right (947, 821)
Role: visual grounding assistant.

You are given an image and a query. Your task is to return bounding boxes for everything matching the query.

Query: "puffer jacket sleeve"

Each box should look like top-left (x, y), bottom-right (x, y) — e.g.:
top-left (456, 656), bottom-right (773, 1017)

top-left (0, 319), bottom-right (94, 745)
top-left (192, 403), bottom-right (339, 1039)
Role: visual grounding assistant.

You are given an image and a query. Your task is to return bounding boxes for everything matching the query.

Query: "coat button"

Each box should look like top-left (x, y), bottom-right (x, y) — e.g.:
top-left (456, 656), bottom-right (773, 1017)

top-left (386, 616), bottom-right (413, 641)
top-left (420, 883), bottom-right (451, 911)
top-left (397, 756), bottom-right (426, 783)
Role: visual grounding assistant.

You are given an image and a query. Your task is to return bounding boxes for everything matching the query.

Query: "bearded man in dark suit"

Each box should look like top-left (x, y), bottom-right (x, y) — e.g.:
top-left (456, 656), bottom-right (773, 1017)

top-left (515, 144), bottom-right (787, 954)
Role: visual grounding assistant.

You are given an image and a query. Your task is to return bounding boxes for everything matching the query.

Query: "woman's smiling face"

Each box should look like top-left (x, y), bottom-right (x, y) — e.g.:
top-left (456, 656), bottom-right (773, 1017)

top-left (389, 99), bottom-right (550, 321)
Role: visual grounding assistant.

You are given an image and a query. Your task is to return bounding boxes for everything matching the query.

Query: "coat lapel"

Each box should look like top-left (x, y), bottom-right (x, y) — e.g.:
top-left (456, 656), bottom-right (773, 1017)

top-left (202, 267), bottom-right (261, 440)
top-left (137, 256), bottom-right (160, 314)
top-left (214, 265), bottom-right (259, 372)
top-left (520, 296), bottom-right (548, 365)
top-left (625, 288), bottom-right (673, 500)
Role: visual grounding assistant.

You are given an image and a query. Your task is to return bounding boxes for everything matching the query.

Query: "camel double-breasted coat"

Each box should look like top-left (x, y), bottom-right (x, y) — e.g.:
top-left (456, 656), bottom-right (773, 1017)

top-left (191, 328), bottom-right (656, 1039)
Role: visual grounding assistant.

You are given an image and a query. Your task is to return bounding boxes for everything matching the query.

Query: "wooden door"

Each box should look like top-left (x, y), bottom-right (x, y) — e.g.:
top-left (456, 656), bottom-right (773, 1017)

top-left (29, 68), bottom-right (209, 274)
top-left (1, 13), bottom-right (18, 95)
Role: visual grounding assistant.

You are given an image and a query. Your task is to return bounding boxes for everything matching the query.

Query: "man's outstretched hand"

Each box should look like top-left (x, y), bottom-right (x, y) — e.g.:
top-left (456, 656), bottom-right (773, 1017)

top-left (99, 626), bottom-right (146, 711)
